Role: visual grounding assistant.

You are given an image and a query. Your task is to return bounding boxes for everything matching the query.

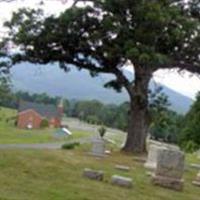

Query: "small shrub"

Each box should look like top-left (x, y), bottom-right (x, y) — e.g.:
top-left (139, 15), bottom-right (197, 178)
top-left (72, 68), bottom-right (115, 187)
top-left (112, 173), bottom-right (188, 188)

top-left (40, 119), bottom-right (49, 128)
top-left (98, 126), bottom-right (106, 138)
top-left (181, 140), bottom-right (199, 153)
top-left (14, 120), bottom-right (17, 126)
top-left (61, 142), bottom-right (80, 150)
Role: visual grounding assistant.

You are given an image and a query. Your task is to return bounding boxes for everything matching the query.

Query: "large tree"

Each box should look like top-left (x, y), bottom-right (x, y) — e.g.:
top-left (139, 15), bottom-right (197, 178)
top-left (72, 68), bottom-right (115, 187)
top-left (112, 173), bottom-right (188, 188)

top-left (1, 0), bottom-right (200, 153)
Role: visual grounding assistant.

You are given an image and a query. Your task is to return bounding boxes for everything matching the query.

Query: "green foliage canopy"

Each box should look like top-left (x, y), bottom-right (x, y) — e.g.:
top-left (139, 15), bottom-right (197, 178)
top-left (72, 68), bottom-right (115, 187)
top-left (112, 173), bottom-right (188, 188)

top-left (2, 0), bottom-right (200, 91)
top-left (180, 92), bottom-right (200, 152)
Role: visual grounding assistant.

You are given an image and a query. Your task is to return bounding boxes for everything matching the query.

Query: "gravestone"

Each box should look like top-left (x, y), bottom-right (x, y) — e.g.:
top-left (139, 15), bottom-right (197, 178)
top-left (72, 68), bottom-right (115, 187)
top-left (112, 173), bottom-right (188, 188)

top-left (145, 141), bottom-right (180, 172)
top-left (152, 149), bottom-right (185, 191)
top-left (192, 171), bottom-right (200, 187)
top-left (111, 175), bottom-right (133, 188)
top-left (144, 144), bottom-right (167, 171)
top-left (115, 165), bottom-right (130, 172)
top-left (83, 168), bottom-right (104, 181)
top-left (146, 139), bottom-right (180, 153)
top-left (190, 163), bottom-right (200, 170)
top-left (90, 136), bottom-right (106, 157)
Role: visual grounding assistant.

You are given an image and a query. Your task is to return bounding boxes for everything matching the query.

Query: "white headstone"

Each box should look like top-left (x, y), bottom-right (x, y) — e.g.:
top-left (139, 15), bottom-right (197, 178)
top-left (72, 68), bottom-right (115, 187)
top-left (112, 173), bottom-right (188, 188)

top-left (144, 144), bottom-right (167, 171)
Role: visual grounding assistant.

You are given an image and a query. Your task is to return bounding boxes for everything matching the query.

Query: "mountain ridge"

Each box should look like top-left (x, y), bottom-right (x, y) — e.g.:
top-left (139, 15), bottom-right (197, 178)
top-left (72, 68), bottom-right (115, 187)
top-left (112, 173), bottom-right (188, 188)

top-left (10, 63), bottom-right (193, 113)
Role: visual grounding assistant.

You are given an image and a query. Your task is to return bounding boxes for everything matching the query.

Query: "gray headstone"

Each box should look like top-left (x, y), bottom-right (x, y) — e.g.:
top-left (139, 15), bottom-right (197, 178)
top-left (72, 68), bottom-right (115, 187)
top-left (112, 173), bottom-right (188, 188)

top-left (90, 136), bottom-right (106, 157)
top-left (115, 165), bottom-right (130, 172)
top-left (152, 149), bottom-right (185, 191)
top-left (83, 168), bottom-right (104, 181)
top-left (111, 175), bottom-right (133, 188)
top-left (190, 163), bottom-right (200, 170)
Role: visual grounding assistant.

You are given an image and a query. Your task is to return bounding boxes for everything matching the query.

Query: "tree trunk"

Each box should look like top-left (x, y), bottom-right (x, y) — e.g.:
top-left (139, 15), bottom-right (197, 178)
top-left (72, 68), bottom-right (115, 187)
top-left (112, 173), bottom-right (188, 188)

top-left (122, 68), bottom-right (151, 153)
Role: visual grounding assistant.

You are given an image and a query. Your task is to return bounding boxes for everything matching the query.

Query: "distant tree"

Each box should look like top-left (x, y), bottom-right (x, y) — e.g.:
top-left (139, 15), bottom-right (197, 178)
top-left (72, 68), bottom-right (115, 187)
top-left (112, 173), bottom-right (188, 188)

top-left (14, 91), bottom-right (69, 108)
top-left (73, 100), bottom-right (103, 121)
top-left (2, 0), bottom-right (200, 153)
top-left (86, 115), bottom-right (101, 124)
top-left (0, 76), bottom-right (14, 107)
top-left (179, 92), bottom-right (200, 152)
top-left (149, 87), bottom-right (170, 140)
top-left (149, 87), bottom-right (183, 143)
top-left (113, 102), bottom-right (129, 131)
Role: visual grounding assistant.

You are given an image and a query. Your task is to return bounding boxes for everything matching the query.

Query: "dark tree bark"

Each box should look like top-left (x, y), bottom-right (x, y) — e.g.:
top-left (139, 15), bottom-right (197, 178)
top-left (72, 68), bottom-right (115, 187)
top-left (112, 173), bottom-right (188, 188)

top-left (122, 68), bottom-right (152, 153)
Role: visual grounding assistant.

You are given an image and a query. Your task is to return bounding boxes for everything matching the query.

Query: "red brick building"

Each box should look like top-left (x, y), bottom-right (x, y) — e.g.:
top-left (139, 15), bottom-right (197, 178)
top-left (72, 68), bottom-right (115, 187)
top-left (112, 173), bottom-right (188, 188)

top-left (17, 101), bottom-right (63, 129)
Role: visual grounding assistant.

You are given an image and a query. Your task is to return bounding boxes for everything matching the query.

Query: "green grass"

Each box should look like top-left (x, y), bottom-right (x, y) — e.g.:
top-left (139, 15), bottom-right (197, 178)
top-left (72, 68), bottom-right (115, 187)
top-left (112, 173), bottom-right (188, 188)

top-left (0, 107), bottom-right (200, 199)
top-left (0, 107), bottom-right (93, 144)
top-left (0, 146), bottom-right (199, 200)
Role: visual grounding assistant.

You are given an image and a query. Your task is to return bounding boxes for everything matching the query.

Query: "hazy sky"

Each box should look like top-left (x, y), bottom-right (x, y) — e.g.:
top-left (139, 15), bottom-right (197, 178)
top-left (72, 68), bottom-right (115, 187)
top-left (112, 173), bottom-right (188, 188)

top-left (0, 0), bottom-right (199, 99)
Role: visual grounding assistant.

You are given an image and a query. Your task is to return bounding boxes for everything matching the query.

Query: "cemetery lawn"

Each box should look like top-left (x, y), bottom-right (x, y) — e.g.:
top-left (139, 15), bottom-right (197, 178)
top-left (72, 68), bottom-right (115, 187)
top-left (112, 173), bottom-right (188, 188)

top-left (0, 107), bottom-right (93, 144)
top-left (0, 147), bottom-right (199, 200)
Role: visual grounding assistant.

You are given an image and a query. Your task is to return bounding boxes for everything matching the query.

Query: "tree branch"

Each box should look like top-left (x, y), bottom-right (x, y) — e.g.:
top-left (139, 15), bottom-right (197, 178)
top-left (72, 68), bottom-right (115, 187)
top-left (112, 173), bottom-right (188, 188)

top-left (113, 68), bottom-right (133, 97)
top-left (158, 61), bottom-right (200, 74)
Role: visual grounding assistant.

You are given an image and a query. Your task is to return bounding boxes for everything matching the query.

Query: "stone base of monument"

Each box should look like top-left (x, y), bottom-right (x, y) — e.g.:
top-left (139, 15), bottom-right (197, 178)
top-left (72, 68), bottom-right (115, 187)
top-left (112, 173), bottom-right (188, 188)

top-left (83, 168), bottom-right (104, 181)
top-left (152, 175), bottom-right (184, 191)
top-left (111, 175), bottom-right (133, 188)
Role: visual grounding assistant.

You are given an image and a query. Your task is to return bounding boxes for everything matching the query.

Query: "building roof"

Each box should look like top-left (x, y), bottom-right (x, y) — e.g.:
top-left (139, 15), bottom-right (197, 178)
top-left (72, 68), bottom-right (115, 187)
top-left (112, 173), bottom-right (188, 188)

top-left (18, 101), bottom-right (61, 119)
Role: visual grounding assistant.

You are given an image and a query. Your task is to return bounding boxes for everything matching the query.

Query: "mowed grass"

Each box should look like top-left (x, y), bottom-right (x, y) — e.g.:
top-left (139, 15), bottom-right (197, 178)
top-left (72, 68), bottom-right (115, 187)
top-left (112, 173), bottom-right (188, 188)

top-left (0, 146), bottom-right (199, 200)
top-left (0, 107), bottom-right (200, 199)
top-left (0, 107), bottom-right (93, 144)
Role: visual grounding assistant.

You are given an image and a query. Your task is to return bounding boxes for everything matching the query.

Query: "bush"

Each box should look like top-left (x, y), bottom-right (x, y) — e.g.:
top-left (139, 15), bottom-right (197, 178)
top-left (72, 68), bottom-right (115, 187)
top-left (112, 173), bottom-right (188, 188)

top-left (61, 142), bottom-right (80, 150)
top-left (40, 119), bottom-right (49, 128)
top-left (181, 140), bottom-right (199, 153)
top-left (98, 126), bottom-right (106, 138)
top-left (86, 115), bottom-right (101, 125)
